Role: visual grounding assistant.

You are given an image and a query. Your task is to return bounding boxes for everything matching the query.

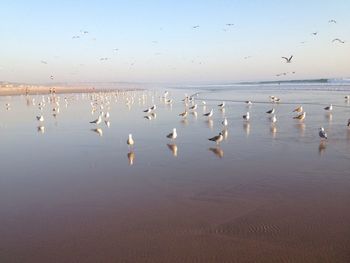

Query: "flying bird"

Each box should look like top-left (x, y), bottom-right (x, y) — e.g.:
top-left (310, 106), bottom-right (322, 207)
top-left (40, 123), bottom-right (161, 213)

top-left (192, 25), bottom-right (200, 29)
top-left (311, 32), bottom-right (318, 36)
top-left (226, 23), bottom-right (234, 26)
top-left (332, 38), bottom-right (345, 44)
top-left (328, 19), bottom-right (337, 23)
top-left (282, 55), bottom-right (293, 63)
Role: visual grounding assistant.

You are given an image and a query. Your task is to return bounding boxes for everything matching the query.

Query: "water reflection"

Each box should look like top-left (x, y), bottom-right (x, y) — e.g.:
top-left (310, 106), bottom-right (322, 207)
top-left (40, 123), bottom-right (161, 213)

top-left (127, 151), bottom-right (135, 166)
top-left (167, 144), bottom-right (178, 157)
top-left (206, 119), bottom-right (214, 130)
top-left (209, 147), bottom-right (224, 158)
top-left (37, 125), bottom-right (45, 134)
top-left (270, 124), bottom-right (277, 138)
top-left (180, 118), bottom-right (189, 126)
top-left (222, 128), bottom-right (229, 140)
top-left (243, 122), bottom-right (250, 136)
top-left (318, 141), bottom-right (327, 156)
top-left (105, 120), bottom-right (111, 127)
top-left (91, 128), bottom-right (103, 137)
top-left (325, 112), bottom-right (333, 122)
top-left (295, 123), bottom-right (305, 137)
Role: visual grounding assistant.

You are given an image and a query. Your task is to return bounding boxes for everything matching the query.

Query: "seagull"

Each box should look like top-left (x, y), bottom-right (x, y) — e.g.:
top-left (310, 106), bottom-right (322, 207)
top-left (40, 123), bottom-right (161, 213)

top-left (324, 104), bottom-right (333, 111)
top-left (105, 120), bottom-right (111, 127)
top-left (202, 100), bottom-right (206, 105)
top-left (282, 55), bottom-right (293, 63)
top-left (104, 111), bottom-right (110, 119)
top-left (218, 102), bottom-right (225, 108)
top-left (311, 32), bottom-right (318, 36)
top-left (40, 60), bottom-right (48, 64)
top-left (319, 127), bottom-right (328, 140)
top-left (166, 128), bottom-right (177, 140)
top-left (150, 105), bottom-right (157, 110)
top-left (347, 119), bottom-right (350, 127)
top-left (90, 115), bottom-right (102, 124)
top-left (192, 25), bottom-right (200, 29)
top-left (143, 107), bottom-right (152, 113)
top-left (328, 19), bottom-right (337, 23)
top-left (293, 106), bottom-right (303, 112)
top-left (332, 38), bottom-right (345, 44)
top-left (293, 112), bottom-right (306, 121)
top-left (208, 132), bottom-right (224, 145)
top-left (189, 104), bottom-right (198, 110)
top-left (243, 112), bottom-right (250, 121)
top-left (245, 100), bottom-right (253, 105)
top-left (179, 110), bottom-right (188, 118)
top-left (345, 95), bottom-right (350, 100)
top-left (127, 134), bottom-right (134, 147)
top-left (203, 109), bottom-right (213, 118)
top-left (226, 23), bottom-right (234, 26)
top-left (222, 117), bottom-right (228, 127)
top-left (266, 108), bottom-right (275, 114)
top-left (36, 115), bottom-right (44, 122)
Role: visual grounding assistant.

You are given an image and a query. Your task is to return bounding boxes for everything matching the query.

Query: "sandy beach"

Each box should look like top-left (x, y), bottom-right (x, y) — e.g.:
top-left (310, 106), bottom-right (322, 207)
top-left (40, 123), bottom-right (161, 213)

top-left (0, 85), bottom-right (349, 262)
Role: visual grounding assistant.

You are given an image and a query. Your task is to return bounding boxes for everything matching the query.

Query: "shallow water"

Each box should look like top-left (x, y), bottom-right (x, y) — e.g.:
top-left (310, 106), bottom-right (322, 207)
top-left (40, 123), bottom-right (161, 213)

top-left (0, 86), bottom-right (350, 262)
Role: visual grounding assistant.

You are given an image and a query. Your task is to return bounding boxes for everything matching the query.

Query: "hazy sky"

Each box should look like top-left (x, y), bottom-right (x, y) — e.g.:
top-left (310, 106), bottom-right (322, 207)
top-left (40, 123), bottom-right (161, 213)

top-left (1, 0), bottom-right (349, 84)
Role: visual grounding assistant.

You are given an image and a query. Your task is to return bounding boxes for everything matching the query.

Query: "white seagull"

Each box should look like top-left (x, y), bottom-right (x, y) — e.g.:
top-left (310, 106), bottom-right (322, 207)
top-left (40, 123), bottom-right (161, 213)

top-left (90, 115), bottom-right (102, 124)
top-left (243, 112), bottom-right (250, 121)
top-left (36, 115), bottom-right (44, 122)
top-left (127, 134), bottom-right (134, 147)
top-left (266, 108), bottom-right (275, 114)
top-left (222, 117), bottom-right (228, 127)
top-left (166, 128), bottom-right (177, 140)
top-left (324, 104), bottom-right (333, 111)
top-left (203, 109), bottom-right (213, 118)
top-left (319, 127), bottom-right (328, 140)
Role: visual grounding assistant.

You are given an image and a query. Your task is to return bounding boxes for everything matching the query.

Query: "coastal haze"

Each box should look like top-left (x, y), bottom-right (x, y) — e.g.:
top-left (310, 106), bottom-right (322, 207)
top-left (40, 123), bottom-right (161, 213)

top-left (1, 1), bottom-right (350, 263)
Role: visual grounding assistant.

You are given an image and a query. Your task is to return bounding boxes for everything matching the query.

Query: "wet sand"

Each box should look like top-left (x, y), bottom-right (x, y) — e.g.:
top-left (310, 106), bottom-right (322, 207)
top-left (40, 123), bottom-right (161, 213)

top-left (0, 87), bottom-right (350, 262)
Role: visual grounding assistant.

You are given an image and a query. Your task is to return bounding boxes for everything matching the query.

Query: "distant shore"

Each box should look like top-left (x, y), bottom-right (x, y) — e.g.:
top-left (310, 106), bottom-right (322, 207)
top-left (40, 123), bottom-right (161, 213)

top-left (0, 82), bottom-right (144, 96)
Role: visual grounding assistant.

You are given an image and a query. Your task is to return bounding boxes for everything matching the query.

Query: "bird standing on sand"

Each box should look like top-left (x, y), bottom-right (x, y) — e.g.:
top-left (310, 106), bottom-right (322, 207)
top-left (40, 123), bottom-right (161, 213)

top-left (203, 109), bottom-right (213, 118)
top-left (179, 110), bottom-right (188, 118)
top-left (293, 106), bottom-right (303, 113)
top-left (282, 55), bottom-right (293, 63)
top-left (293, 112), bottom-right (306, 121)
top-left (189, 104), bottom-right (198, 110)
top-left (243, 112), bottom-right (250, 121)
top-left (36, 115), bottom-right (44, 122)
top-left (90, 115), bottom-right (102, 124)
top-left (127, 134), bottom-right (134, 147)
top-left (208, 132), bottom-right (224, 145)
top-left (324, 104), bottom-right (333, 111)
top-left (218, 102), bottom-right (225, 108)
top-left (266, 108), bottom-right (275, 114)
top-left (319, 127), bottom-right (328, 140)
top-left (166, 128), bottom-right (177, 140)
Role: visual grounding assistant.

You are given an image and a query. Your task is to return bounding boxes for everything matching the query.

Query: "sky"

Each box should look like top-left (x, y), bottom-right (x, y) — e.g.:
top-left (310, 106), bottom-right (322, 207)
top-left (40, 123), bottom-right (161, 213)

top-left (0, 0), bottom-right (349, 84)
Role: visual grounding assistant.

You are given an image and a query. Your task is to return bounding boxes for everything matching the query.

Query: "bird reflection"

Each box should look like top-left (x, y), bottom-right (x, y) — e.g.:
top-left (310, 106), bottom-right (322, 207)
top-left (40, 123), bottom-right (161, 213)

top-left (105, 120), bottom-right (110, 127)
top-left (167, 143), bottom-right (178, 157)
top-left (295, 123), bottom-right (305, 137)
top-left (191, 111), bottom-right (198, 119)
top-left (325, 112), bottom-right (333, 122)
top-left (91, 128), bottom-right (103, 136)
top-left (150, 112), bottom-right (157, 119)
top-left (206, 119), bottom-right (214, 129)
top-left (37, 125), bottom-right (45, 134)
top-left (127, 151), bottom-right (135, 165)
top-left (270, 124), bottom-right (277, 138)
top-left (180, 118), bottom-right (189, 126)
top-left (243, 122), bottom-right (250, 136)
top-left (318, 141), bottom-right (327, 155)
top-left (222, 128), bottom-right (229, 140)
top-left (209, 147), bottom-right (224, 158)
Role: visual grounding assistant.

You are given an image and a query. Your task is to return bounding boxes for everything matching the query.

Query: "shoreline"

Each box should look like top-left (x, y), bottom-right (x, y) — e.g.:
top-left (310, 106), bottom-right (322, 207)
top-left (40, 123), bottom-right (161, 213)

top-left (0, 85), bottom-right (143, 96)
